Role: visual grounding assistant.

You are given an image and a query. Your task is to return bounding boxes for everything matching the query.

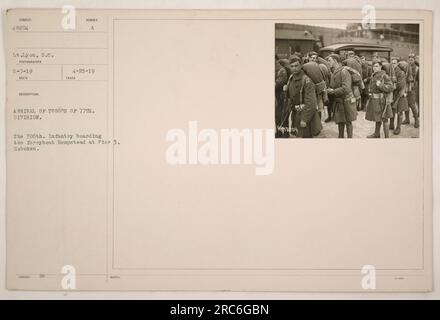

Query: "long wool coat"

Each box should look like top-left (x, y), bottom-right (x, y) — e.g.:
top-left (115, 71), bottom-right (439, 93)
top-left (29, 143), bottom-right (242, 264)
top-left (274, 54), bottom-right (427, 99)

top-left (286, 71), bottom-right (322, 137)
top-left (365, 70), bottom-right (394, 122)
top-left (329, 66), bottom-right (357, 124)
top-left (392, 63), bottom-right (409, 113)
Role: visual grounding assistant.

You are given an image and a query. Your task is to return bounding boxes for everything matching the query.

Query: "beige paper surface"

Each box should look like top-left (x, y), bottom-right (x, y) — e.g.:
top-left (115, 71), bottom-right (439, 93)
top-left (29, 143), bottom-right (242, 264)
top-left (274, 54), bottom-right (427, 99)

top-left (5, 8), bottom-right (432, 291)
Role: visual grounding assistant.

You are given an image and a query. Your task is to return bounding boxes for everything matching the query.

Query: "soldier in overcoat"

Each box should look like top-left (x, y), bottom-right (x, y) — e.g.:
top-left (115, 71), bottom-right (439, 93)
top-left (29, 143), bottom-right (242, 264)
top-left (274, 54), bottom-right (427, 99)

top-left (389, 58), bottom-right (409, 135)
top-left (275, 55), bottom-right (288, 135)
top-left (404, 53), bottom-right (420, 128)
top-left (326, 54), bottom-right (357, 138)
top-left (365, 60), bottom-right (395, 138)
top-left (284, 57), bottom-right (322, 138)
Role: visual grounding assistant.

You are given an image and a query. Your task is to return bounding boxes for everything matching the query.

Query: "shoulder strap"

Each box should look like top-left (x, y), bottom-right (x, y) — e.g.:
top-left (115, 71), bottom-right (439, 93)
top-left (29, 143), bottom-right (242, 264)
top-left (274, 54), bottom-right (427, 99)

top-left (344, 65), bottom-right (361, 77)
top-left (300, 75), bottom-right (307, 105)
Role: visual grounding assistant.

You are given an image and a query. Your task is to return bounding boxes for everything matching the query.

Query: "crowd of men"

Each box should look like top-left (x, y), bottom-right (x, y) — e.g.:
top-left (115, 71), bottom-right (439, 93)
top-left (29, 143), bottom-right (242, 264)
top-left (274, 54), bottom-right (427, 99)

top-left (275, 50), bottom-right (420, 138)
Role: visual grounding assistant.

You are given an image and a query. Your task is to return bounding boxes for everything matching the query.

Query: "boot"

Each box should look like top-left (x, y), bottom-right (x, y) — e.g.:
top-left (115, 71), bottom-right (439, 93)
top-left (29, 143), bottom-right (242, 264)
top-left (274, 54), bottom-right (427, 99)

top-left (402, 111), bottom-right (410, 124)
top-left (367, 122), bottom-right (381, 138)
top-left (414, 116), bottom-right (419, 128)
top-left (346, 122), bottom-right (353, 138)
top-left (383, 121), bottom-right (390, 138)
top-left (410, 104), bottom-right (420, 128)
top-left (394, 114), bottom-right (402, 135)
top-left (338, 123), bottom-right (345, 138)
top-left (389, 117), bottom-right (394, 130)
top-left (325, 111), bottom-right (332, 122)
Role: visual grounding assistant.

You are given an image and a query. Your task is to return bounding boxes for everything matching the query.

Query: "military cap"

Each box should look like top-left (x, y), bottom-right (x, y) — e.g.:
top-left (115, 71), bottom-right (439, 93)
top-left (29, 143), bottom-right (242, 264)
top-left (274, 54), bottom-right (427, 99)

top-left (327, 53), bottom-right (341, 63)
top-left (289, 54), bottom-right (301, 64)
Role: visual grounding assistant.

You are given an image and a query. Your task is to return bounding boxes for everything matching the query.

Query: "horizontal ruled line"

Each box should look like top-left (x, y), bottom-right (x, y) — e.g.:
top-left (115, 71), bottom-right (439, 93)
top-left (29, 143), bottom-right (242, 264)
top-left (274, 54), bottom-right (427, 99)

top-left (15, 80), bottom-right (107, 82)
top-left (15, 63), bottom-right (108, 66)
top-left (15, 31), bottom-right (107, 33)
top-left (16, 47), bottom-right (107, 50)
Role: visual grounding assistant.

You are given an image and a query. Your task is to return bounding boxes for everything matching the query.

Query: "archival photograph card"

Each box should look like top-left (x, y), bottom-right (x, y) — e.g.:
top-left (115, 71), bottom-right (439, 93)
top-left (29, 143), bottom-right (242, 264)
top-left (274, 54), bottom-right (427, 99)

top-left (5, 8), bottom-right (433, 291)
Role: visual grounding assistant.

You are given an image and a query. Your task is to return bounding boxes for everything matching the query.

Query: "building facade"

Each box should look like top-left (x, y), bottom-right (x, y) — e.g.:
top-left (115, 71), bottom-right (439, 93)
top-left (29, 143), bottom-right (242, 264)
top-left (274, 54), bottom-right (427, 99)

top-left (275, 23), bottom-right (419, 60)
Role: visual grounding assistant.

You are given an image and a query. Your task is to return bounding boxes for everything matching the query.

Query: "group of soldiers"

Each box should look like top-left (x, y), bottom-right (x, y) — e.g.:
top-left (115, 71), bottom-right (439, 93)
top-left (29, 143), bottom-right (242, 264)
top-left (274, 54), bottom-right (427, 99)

top-left (275, 50), bottom-right (420, 138)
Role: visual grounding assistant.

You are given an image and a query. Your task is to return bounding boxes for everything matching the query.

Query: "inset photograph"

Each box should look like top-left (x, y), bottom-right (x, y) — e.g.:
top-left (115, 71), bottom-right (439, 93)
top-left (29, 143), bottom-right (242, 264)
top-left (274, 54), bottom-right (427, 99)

top-left (275, 22), bottom-right (420, 138)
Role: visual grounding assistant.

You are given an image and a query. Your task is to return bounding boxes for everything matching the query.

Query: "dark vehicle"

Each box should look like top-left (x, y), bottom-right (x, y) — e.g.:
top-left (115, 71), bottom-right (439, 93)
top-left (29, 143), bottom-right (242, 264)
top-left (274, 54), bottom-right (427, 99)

top-left (319, 43), bottom-right (393, 61)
